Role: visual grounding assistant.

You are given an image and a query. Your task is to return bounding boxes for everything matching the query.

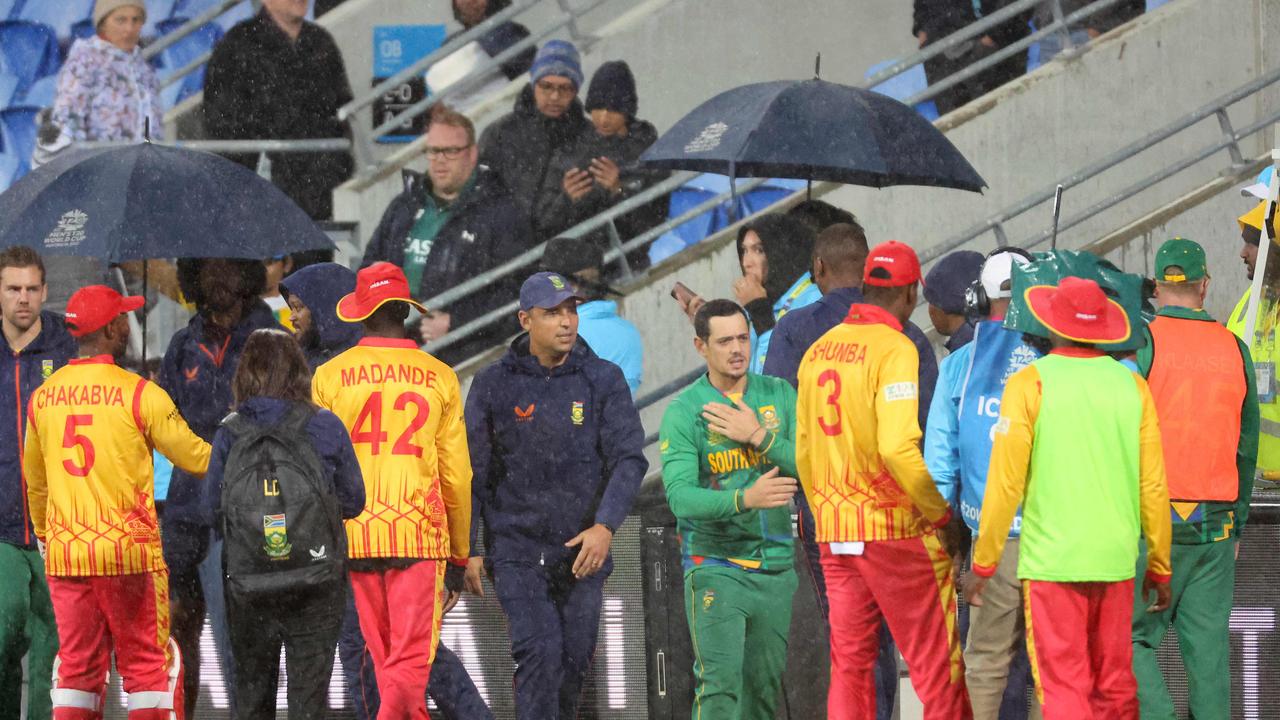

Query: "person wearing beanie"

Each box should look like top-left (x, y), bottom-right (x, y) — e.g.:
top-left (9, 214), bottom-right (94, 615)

top-left (537, 60), bottom-right (667, 249)
top-left (51, 0), bottom-right (163, 144)
top-left (925, 249), bottom-right (984, 352)
top-left (480, 40), bottom-right (592, 239)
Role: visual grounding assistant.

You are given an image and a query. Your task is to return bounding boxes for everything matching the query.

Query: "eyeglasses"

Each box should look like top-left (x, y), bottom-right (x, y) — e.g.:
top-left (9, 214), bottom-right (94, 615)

top-left (426, 144), bottom-right (472, 159)
top-left (535, 80), bottom-right (577, 97)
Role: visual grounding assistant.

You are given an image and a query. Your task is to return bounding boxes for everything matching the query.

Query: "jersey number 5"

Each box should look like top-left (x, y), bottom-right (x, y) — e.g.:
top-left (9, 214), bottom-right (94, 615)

top-left (816, 369), bottom-right (843, 436)
top-left (351, 392), bottom-right (432, 457)
top-left (61, 414), bottom-right (95, 477)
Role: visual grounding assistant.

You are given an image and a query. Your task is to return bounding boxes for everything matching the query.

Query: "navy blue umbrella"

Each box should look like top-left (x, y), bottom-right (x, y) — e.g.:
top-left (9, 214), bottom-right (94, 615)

top-left (640, 78), bottom-right (986, 193)
top-left (0, 142), bottom-right (334, 260)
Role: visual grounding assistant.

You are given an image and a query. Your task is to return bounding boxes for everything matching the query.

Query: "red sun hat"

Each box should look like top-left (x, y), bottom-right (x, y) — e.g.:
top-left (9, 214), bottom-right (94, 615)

top-left (64, 285), bottom-right (145, 338)
top-left (1025, 276), bottom-right (1130, 344)
top-left (863, 240), bottom-right (923, 288)
top-left (336, 262), bottom-right (427, 322)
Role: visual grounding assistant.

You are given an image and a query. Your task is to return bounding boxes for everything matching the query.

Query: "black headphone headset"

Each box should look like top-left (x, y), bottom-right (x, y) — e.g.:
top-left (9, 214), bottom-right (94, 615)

top-left (964, 246), bottom-right (1036, 319)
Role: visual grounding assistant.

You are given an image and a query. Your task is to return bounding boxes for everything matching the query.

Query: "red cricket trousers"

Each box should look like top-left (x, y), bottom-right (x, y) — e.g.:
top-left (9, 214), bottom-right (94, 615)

top-left (47, 570), bottom-right (177, 720)
top-left (350, 559), bottom-right (445, 720)
top-left (821, 534), bottom-right (970, 720)
top-left (1024, 579), bottom-right (1137, 720)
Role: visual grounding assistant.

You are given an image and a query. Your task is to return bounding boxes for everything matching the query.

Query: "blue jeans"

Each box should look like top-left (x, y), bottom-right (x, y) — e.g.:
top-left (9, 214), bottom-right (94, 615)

top-left (797, 493), bottom-right (898, 719)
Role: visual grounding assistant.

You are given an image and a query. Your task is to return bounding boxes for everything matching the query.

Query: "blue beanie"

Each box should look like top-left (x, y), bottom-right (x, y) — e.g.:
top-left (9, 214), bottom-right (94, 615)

top-left (530, 40), bottom-right (583, 89)
top-left (923, 250), bottom-right (984, 315)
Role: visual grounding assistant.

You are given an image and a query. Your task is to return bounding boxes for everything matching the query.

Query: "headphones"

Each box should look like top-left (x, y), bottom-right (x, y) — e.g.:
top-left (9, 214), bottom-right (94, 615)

top-left (964, 246), bottom-right (1035, 319)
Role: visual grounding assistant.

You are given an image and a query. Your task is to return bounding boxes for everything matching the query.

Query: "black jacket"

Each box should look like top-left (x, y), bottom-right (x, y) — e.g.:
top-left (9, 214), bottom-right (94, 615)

top-left (536, 117), bottom-right (668, 248)
top-left (361, 165), bottom-right (531, 365)
top-left (465, 336), bottom-right (647, 564)
top-left (913, 0), bottom-right (1031, 46)
top-left (203, 10), bottom-right (354, 220)
top-left (479, 84), bottom-right (593, 239)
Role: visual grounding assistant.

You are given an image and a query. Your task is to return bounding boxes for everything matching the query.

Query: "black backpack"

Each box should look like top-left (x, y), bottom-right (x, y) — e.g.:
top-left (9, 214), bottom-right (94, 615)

top-left (219, 403), bottom-right (345, 596)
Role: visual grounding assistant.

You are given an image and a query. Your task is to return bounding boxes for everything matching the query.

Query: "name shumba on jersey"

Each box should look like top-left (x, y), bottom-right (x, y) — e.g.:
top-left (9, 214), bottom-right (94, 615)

top-left (24, 357), bottom-right (211, 577)
top-left (312, 339), bottom-right (472, 562)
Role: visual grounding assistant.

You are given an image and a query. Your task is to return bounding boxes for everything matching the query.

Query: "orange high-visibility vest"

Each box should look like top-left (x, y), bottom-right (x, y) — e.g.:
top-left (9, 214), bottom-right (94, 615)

top-left (1147, 315), bottom-right (1246, 502)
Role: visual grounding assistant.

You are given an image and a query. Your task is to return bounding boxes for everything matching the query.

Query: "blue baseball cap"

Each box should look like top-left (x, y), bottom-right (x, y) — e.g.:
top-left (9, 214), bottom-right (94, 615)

top-left (519, 271), bottom-right (584, 312)
top-left (1243, 166), bottom-right (1275, 199)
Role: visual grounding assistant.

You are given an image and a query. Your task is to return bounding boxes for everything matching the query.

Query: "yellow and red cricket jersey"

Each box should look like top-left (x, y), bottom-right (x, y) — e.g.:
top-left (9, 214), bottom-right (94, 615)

top-left (23, 356), bottom-right (211, 577)
top-left (796, 304), bottom-right (952, 543)
top-left (312, 338), bottom-right (471, 563)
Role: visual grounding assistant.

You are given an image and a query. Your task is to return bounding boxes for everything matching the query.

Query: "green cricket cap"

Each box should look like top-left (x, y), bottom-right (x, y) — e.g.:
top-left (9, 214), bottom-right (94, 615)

top-left (1154, 237), bottom-right (1207, 282)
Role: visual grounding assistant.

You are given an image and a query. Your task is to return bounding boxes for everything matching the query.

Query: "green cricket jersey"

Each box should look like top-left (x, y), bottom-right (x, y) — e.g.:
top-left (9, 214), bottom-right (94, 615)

top-left (659, 372), bottom-right (797, 572)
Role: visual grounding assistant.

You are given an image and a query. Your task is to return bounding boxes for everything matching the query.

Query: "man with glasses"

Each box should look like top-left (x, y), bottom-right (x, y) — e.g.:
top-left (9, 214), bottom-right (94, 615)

top-left (479, 40), bottom-right (592, 239)
top-left (362, 104), bottom-right (530, 365)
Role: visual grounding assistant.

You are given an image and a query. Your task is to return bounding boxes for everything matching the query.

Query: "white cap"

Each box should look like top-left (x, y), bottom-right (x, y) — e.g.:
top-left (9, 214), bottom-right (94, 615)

top-left (1243, 167), bottom-right (1274, 200)
top-left (980, 250), bottom-right (1032, 299)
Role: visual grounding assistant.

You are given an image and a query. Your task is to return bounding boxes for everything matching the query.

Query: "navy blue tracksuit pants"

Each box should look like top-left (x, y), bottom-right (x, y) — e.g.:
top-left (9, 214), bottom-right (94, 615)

top-left (340, 583), bottom-right (493, 720)
top-left (491, 558), bottom-right (606, 720)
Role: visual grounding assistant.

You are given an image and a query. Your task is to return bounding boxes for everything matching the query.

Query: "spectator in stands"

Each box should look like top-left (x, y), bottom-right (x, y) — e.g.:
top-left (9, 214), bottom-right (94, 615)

top-left (925, 250), bottom-right (984, 352)
top-left (452, 0), bottom-right (537, 80)
top-left (160, 258), bottom-right (283, 718)
top-left (912, 0), bottom-right (1031, 115)
top-left (541, 235), bottom-right (645, 393)
top-left (51, 0), bottom-right (163, 143)
top-left (734, 214), bottom-right (821, 373)
top-left (0, 248), bottom-right (74, 720)
top-left (465, 271), bottom-right (647, 720)
top-left (761, 223), bottom-right (939, 720)
top-left (787, 199), bottom-right (856, 235)
top-left (204, 0), bottom-right (354, 220)
top-left (479, 40), bottom-right (592, 239)
top-left (1035, 0), bottom-right (1144, 64)
top-left (361, 105), bottom-right (530, 366)
top-left (538, 61), bottom-right (666, 254)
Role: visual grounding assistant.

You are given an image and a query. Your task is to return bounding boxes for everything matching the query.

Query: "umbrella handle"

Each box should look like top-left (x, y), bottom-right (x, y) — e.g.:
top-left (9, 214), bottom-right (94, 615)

top-left (1049, 184), bottom-right (1064, 250)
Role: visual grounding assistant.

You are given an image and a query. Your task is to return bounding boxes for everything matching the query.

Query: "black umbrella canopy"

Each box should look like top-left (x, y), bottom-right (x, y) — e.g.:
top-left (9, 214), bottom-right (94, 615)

top-left (641, 78), bottom-right (986, 193)
top-left (0, 142), bottom-right (334, 262)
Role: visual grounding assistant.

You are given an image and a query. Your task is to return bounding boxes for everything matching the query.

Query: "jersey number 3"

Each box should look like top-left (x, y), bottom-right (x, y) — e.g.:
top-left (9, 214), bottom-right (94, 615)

top-left (351, 391), bottom-right (432, 457)
top-left (816, 369), bottom-right (843, 437)
top-left (61, 414), bottom-right (95, 477)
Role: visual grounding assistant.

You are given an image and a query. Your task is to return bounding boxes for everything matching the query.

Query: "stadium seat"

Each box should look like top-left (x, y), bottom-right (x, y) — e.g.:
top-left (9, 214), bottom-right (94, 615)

top-left (865, 59), bottom-right (940, 122)
top-left (0, 21), bottom-right (62, 95)
top-left (154, 18), bottom-right (224, 108)
top-left (1145, 0), bottom-right (1170, 9)
top-left (21, 74), bottom-right (56, 108)
top-left (0, 72), bottom-right (17, 109)
top-left (17, 0), bottom-right (93, 42)
top-left (0, 0), bottom-right (17, 21)
top-left (0, 152), bottom-right (20, 192)
top-left (0, 105), bottom-right (39, 176)
top-left (69, 18), bottom-right (95, 42)
top-left (647, 174), bottom-right (807, 265)
top-left (142, 0), bottom-right (179, 40)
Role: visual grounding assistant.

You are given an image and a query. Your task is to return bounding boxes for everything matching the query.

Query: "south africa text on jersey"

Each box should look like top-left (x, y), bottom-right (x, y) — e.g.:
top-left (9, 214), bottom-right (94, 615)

top-left (341, 363), bottom-right (439, 388)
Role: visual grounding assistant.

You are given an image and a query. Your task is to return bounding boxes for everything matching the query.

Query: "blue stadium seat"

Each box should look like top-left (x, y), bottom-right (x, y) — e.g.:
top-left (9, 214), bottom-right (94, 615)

top-left (865, 59), bottom-right (939, 122)
top-left (1145, 0), bottom-right (1170, 9)
top-left (21, 74), bottom-right (56, 108)
top-left (142, 0), bottom-right (179, 40)
top-left (154, 18), bottom-right (224, 108)
top-left (17, 0), bottom-right (93, 41)
top-left (647, 175), bottom-right (807, 266)
top-left (0, 105), bottom-right (39, 176)
top-left (0, 21), bottom-right (61, 95)
top-left (0, 152), bottom-right (20, 193)
top-left (69, 18), bottom-right (95, 42)
top-left (0, 0), bottom-right (18, 21)
top-left (0, 72), bottom-right (17, 109)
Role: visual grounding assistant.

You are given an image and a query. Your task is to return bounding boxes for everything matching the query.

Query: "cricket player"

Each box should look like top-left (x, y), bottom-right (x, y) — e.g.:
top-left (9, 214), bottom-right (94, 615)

top-left (24, 285), bottom-right (211, 719)
top-left (312, 262), bottom-right (472, 720)
top-left (660, 298), bottom-right (800, 720)
top-left (966, 276), bottom-right (1172, 720)
top-left (1131, 239), bottom-right (1258, 720)
top-left (796, 241), bottom-right (970, 720)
